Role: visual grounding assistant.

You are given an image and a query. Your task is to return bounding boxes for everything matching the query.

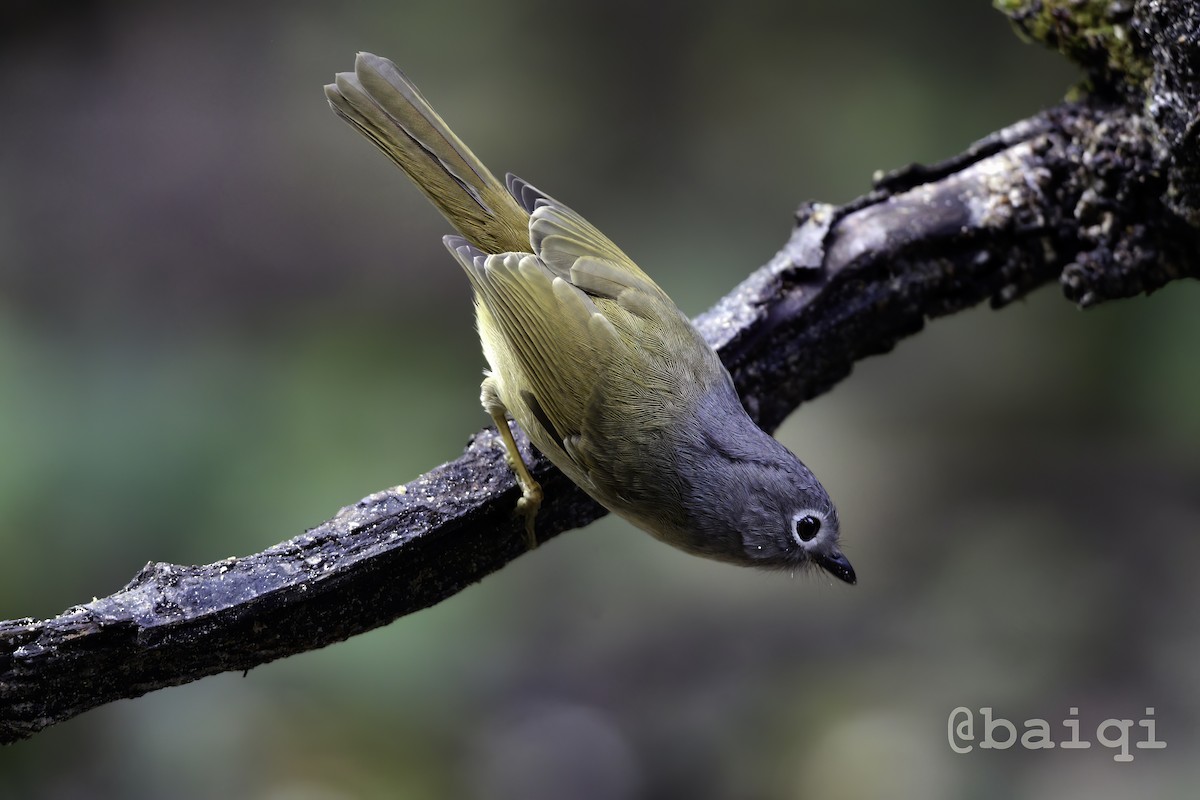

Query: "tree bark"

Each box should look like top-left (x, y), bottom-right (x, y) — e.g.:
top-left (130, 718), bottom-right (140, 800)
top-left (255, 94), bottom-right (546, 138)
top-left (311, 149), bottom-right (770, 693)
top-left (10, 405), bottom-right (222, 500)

top-left (2, 0), bottom-right (1197, 744)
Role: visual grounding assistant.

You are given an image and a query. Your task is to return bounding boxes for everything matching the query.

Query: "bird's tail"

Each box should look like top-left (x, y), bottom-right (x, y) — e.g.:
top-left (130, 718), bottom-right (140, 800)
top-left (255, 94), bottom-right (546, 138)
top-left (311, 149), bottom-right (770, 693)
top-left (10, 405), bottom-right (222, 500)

top-left (325, 52), bottom-right (530, 254)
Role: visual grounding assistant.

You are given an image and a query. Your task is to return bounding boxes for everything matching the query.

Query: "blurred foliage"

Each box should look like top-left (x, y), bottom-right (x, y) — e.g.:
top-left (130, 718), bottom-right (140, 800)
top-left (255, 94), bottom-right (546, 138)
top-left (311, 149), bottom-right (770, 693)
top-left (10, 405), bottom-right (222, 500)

top-left (1, 1), bottom-right (1197, 798)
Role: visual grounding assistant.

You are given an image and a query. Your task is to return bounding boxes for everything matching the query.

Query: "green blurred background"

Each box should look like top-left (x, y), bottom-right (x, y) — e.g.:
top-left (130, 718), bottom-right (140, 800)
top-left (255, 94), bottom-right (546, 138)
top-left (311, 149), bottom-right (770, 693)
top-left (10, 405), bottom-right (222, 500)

top-left (2, 0), bottom-right (1198, 797)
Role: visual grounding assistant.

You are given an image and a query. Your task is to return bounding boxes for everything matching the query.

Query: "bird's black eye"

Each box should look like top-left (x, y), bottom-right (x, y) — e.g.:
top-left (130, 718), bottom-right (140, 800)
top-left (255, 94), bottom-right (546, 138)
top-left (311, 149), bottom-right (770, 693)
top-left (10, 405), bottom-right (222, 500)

top-left (794, 515), bottom-right (821, 542)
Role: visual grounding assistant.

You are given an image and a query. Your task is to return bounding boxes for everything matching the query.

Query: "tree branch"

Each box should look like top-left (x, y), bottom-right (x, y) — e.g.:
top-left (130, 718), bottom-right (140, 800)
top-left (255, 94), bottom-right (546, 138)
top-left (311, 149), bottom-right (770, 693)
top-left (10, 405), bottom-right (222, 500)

top-left (3, 0), bottom-right (1197, 745)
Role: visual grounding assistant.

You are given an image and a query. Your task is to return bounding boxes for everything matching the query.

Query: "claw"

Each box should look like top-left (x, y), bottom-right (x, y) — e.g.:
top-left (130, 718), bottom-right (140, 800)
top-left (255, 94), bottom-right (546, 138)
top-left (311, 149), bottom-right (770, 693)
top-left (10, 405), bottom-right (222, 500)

top-left (482, 383), bottom-right (545, 551)
top-left (516, 485), bottom-right (543, 550)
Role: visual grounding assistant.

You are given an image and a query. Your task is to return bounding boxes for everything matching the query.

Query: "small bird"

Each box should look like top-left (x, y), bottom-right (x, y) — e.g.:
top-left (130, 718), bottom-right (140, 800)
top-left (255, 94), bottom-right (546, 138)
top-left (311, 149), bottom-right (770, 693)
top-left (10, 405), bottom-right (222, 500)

top-left (325, 53), bottom-right (854, 583)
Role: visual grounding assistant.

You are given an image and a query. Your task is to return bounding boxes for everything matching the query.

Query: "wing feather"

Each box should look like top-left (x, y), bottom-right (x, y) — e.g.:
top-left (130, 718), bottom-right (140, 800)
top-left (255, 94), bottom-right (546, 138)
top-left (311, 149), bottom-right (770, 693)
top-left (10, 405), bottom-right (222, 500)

top-left (444, 236), bottom-right (633, 474)
top-left (444, 184), bottom-right (725, 493)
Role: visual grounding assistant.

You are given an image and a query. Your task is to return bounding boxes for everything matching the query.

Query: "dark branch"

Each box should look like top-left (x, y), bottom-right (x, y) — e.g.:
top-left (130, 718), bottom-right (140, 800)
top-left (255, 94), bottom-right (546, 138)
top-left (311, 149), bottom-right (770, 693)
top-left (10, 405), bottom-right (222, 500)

top-left (3, 0), bottom-right (1197, 744)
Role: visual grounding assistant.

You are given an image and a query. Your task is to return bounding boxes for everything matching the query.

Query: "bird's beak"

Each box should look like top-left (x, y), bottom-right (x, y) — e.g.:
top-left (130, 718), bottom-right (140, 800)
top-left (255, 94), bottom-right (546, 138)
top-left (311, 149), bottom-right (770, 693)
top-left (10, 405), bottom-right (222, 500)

top-left (814, 550), bottom-right (856, 585)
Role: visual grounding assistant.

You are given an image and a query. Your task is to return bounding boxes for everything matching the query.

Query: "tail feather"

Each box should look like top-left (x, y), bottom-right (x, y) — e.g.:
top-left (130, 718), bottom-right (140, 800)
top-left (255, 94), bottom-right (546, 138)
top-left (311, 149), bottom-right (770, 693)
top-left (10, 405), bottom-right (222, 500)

top-left (326, 53), bottom-right (529, 254)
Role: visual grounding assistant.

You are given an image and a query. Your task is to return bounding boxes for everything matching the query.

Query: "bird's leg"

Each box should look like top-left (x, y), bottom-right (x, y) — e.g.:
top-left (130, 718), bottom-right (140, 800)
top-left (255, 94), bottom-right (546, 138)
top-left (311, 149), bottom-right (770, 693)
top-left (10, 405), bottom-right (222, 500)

top-left (481, 377), bottom-right (542, 549)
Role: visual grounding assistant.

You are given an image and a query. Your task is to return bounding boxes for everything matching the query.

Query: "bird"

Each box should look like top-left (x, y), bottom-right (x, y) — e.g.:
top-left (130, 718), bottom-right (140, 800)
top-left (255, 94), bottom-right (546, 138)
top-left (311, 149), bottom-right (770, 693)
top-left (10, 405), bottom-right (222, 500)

top-left (325, 53), bottom-right (854, 583)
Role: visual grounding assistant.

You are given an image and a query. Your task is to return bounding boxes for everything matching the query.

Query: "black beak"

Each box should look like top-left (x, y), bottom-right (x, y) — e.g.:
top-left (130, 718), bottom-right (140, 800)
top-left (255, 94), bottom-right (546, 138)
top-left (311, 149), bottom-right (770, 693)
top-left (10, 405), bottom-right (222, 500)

top-left (814, 550), bottom-right (856, 585)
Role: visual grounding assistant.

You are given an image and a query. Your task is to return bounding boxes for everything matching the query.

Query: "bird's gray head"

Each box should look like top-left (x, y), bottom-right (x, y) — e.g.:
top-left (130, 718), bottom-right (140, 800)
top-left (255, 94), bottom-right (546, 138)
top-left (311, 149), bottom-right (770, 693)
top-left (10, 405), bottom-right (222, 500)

top-left (672, 418), bottom-right (855, 584)
top-left (733, 460), bottom-right (853, 583)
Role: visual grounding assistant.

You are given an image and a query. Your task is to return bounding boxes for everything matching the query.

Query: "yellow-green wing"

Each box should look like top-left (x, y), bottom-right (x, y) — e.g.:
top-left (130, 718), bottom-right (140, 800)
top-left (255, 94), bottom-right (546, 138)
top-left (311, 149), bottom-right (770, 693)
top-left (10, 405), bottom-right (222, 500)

top-left (507, 176), bottom-right (665, 303)
top-left (444, 236), bottom-right (625, 480)
top-left (513, 179), bottom-right (722, 393)
top-left (445, 185), bottom-right (727, 493)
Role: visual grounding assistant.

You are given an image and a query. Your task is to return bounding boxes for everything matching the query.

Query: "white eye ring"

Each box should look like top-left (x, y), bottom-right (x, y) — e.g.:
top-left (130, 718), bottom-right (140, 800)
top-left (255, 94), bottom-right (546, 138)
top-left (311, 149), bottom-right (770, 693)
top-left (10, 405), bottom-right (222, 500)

top-left (791, 511), bottom-right (825, 548)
